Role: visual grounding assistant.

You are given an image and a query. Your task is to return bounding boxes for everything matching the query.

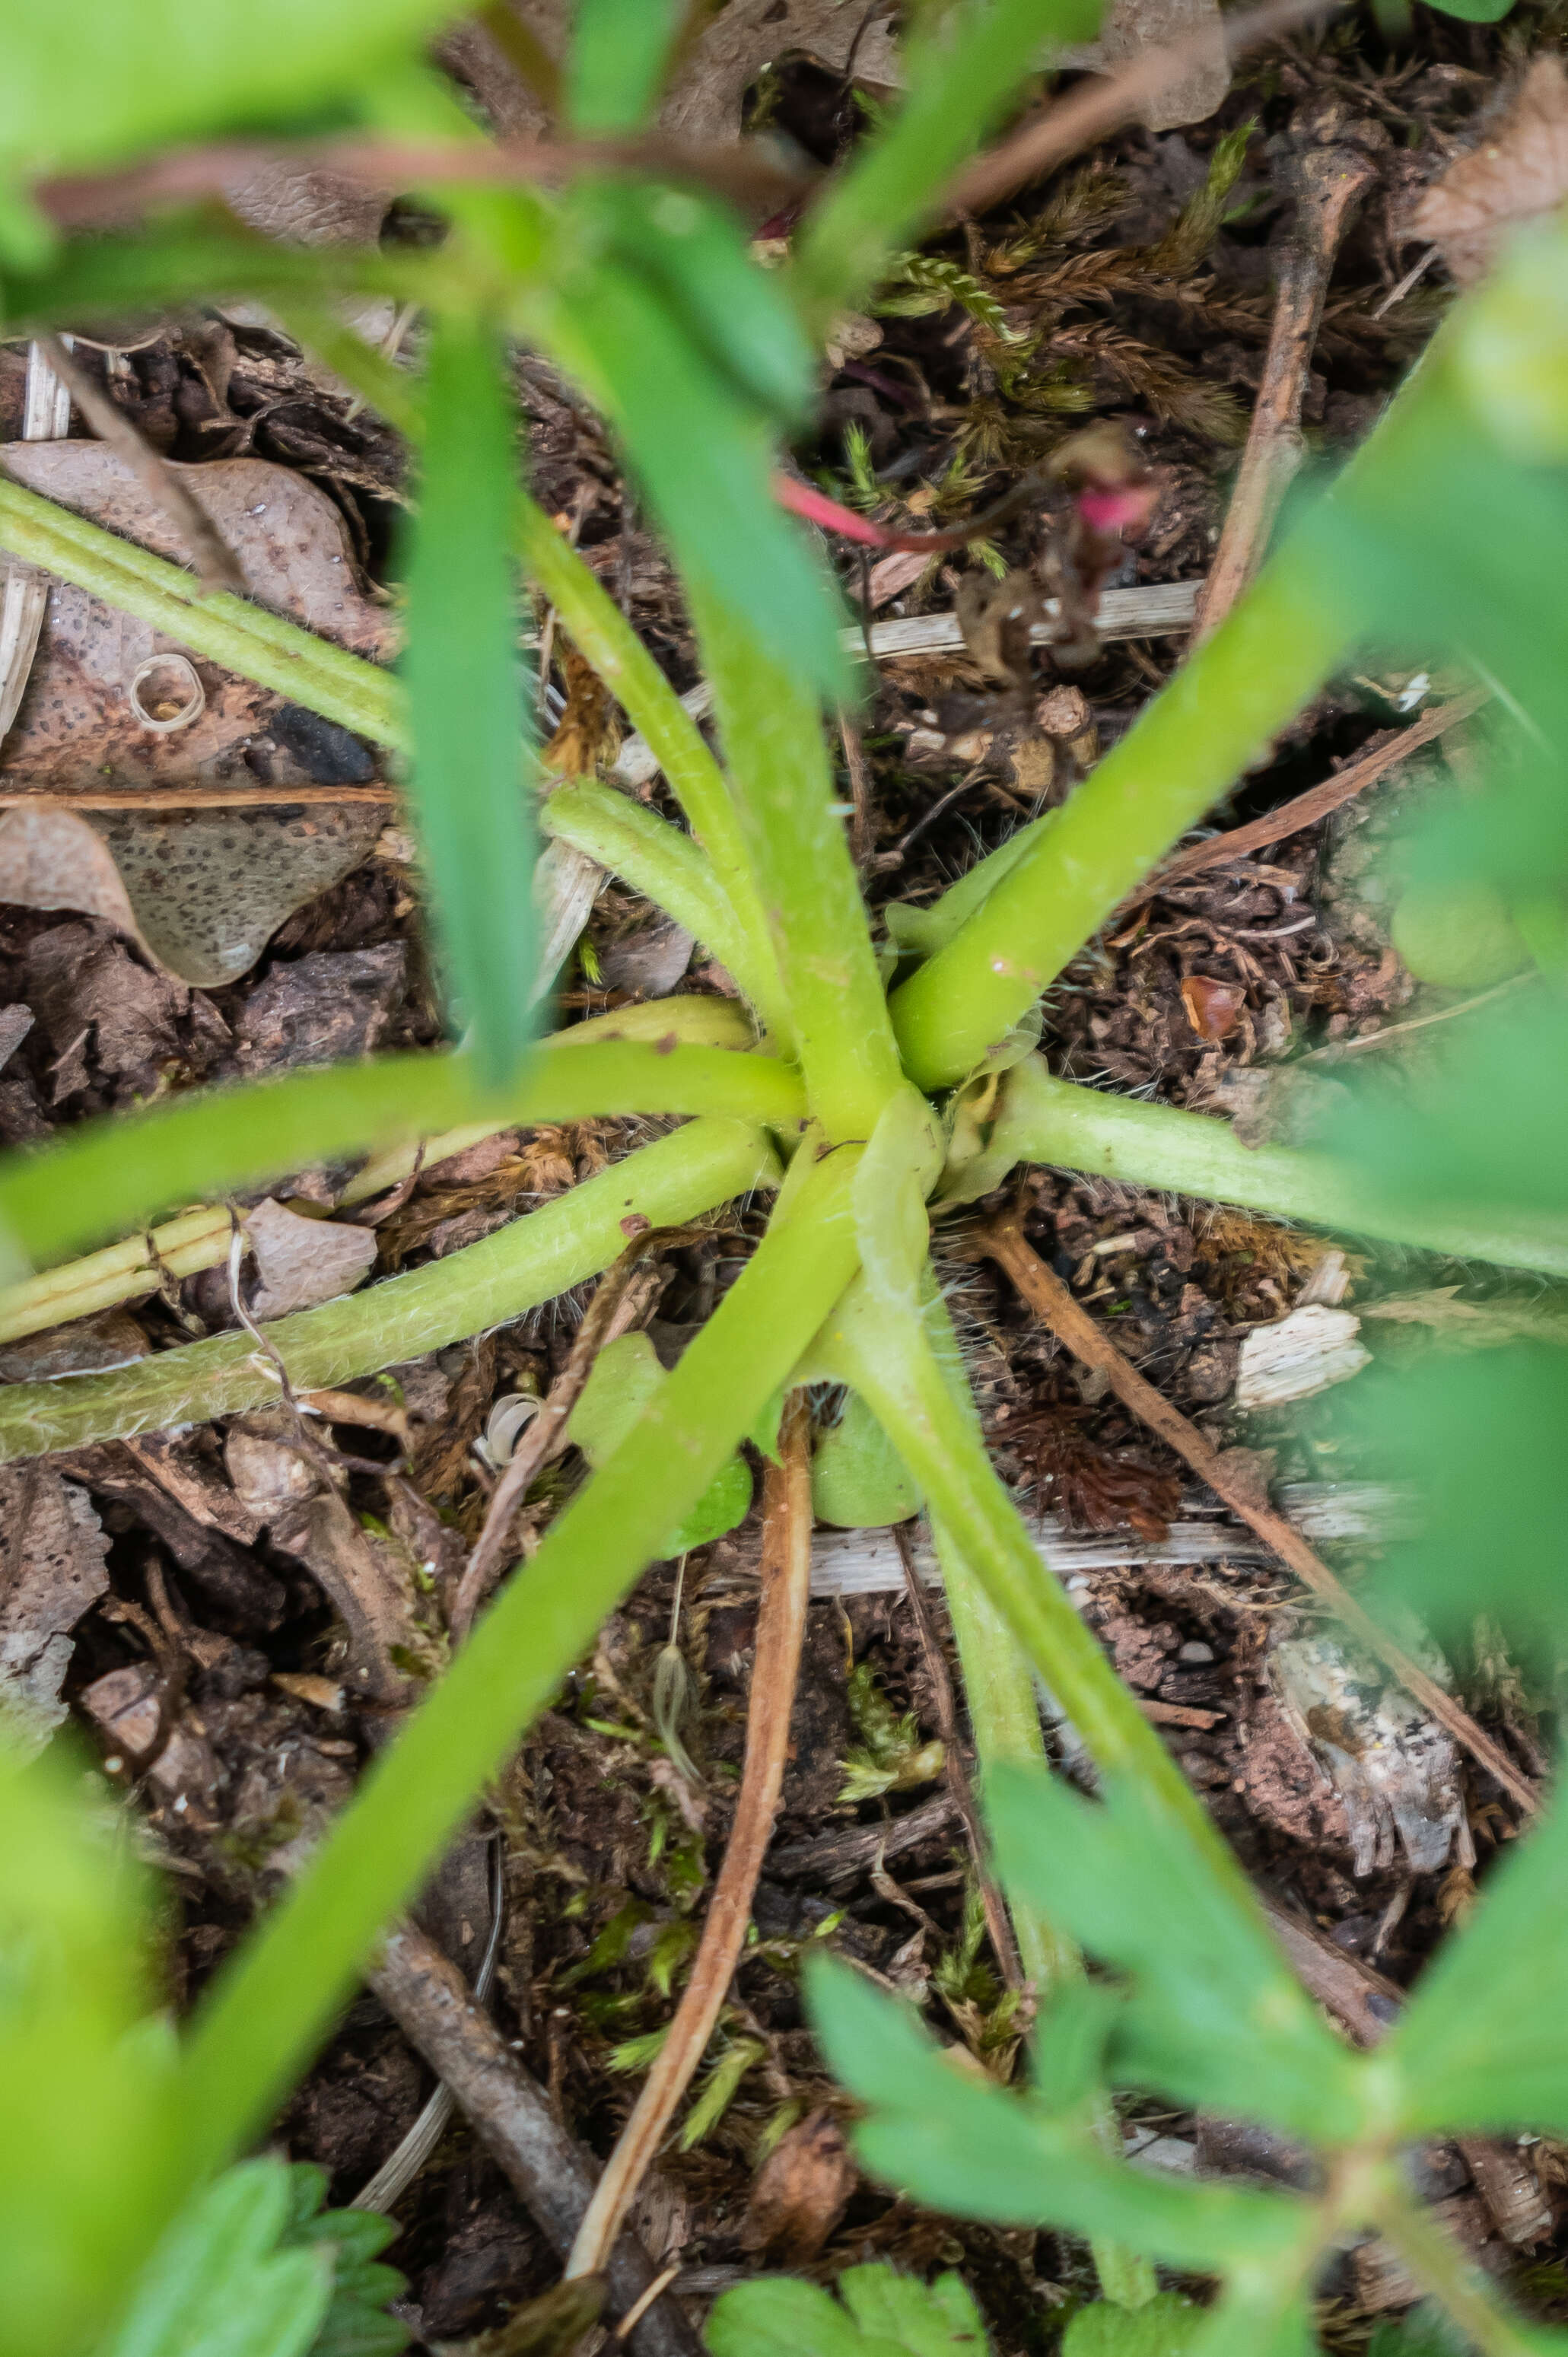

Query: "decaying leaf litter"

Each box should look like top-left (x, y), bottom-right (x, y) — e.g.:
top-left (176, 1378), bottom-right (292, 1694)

top-left (4, 2), bottom-right (1568, 2346)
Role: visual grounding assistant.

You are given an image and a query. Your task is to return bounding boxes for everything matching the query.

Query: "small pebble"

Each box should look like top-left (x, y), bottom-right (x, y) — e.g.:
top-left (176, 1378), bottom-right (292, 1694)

top-left (1178, 1640), bottom-right (1215, 1664)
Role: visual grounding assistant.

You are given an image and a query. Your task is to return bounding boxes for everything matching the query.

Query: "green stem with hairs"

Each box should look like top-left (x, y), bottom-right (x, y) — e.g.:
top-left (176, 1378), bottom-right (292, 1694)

top-left (0, 1117), bottom-right (778, 1462)
top-left (690, 587), bottom-right (903, 1140)
top-left (179, 1145), bottom-right (864, 2173)
top-left (265, 308), bottom-right (790, 1032)
top-left (542, 780), bottom-right (787, 1032)
top-left (0, 473), bottom-right (404, 746)
top-left (993, 1058), bottom-right (1568, 1277)
top-left (889, 544), bottom-right (1352, 1089)
top-left (0, 1024), bottom-right (797, 1275)
top-left (0, 456), bottom-right (789, 1036)
top-left (880, 1287), bottom-right (1156, 2310)
top-left (822, 1271), bottom-right (1253, 1887)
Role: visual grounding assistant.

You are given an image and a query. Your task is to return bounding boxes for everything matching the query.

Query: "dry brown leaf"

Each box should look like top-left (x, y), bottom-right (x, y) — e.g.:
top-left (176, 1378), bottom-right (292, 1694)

top-left (243, 1197), bottom-right (378, 1320)
top-left (741, 2108), bottom-right (857, 2262)
top-left (0, 1462), bottom-right (111, 1751)
top-left (0, 444), bottom-right (392, 794)
top-left (1064, 0), bottom-right (1229, 132)
top-left (1409, 56), bottom-right (1568, 284)
top-left (1180, 972), bottom-right (1246, 1042)
top-left (0, 800), bottom-right (382, 988)
top-left (0, 803), bottom-right (157, 957)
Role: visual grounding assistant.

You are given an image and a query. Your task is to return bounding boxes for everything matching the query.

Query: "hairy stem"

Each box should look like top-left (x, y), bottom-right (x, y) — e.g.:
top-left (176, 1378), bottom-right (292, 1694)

top-left (823, 1272), bottom-right (1248, 1888)
top-left (541, 781), bottom-right (787, 1032)
top-left (0, 473), bottom-right (403, 746)
top-left (0, 1118), bottom-right (779, 1461)
top-left (180, 1148), bottom-right (864, 2172)
top-left (689, 587), bottom-right (903, 1140)
top-left (992, 1058), bottom-right (1568, 1277)
top-left (889, 546), bottom-right (1350, 1089)
top-left (0, 1014), bottom-right (793, 1267)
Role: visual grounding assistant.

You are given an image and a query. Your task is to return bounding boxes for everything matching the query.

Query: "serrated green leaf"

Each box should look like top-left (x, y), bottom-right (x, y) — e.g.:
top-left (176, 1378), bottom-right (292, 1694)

top-left (535, 251), bottom-right (845, 698)
top-left (838, 2266), bottom-right (990, 2357)
top-left (1063, 2295), bottom-right (1202, 2357)
top-left (1337, 1350), bottom-right (1568, 1675)
top-left (99, 2159), bottom-right (332, 2357)
top-left (568, 0), bottom-right (685, 131)
top-left (708, 2277), bottom-right (882, 2357)
top-left (0, 0), bottom-right (461, 179)
top-left (401, 311), bottom-right (539, 1086)
top-left (1382, 1764), bottom-right (1568, 2138)
top-left (804, 1955), bottom-right (1306, 2274)
top-left (708, 2266), bottom-right (990, 2357)
top-left (811, 1390), bottom-right (922, 1528)
top-left (986, 1765), bottom-right (1369, 2144)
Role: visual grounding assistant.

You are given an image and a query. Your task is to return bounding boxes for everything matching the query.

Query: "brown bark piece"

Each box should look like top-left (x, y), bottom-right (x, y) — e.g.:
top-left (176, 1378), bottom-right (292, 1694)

top-left (1411, 56), bottom-right (1568, 284)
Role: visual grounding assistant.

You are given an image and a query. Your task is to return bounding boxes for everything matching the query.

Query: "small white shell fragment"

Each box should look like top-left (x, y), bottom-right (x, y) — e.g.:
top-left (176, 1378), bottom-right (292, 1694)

top-left (1236, 1303), bottom-right (1370, 1411)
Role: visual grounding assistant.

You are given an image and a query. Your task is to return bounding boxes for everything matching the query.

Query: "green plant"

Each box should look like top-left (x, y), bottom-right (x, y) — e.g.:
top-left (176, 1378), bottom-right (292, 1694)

top-left (3, 1), bottom-right (1568, 2352)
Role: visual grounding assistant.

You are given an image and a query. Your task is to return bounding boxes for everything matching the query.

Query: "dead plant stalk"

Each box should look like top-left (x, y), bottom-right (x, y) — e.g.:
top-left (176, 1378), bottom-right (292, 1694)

top-left (972, 1210), bottom-right (1539, 1818)
top-left (565, 1394), bottom-right (815, 2281)
top-left (1194, 146), bottom-right (1376, 641)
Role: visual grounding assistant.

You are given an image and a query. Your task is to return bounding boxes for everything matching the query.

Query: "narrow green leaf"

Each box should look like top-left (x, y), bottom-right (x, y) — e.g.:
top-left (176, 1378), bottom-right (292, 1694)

top-left (0, 0), bottom-right (462, 179)
top-left (805, 1955), bottom-right (1306, 2274)
top-left (0, 1743), bottom-right (183, 2357)
top-left (402, 311), bottom-right (538, 1084)
top-left (536, 253), bottom-right (845, 698)
top-left (568, 0), bottom-right (686, 130)
top-left (986, 1764), bottom-right (1371, 2144)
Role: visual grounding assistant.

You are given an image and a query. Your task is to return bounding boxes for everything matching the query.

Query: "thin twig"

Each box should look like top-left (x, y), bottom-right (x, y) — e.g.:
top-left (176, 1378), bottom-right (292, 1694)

top-left (1119, 692), bottom-right (1484, 916)
top-left (838, 708), bottom-right (875, 870)
top-left (1194, 145), bottom-right (1376, 641)
top-left (565, 1395), bottom-right (814, 2280)
top-left (0, 784), bottom-right (396, 810)
top-left (945, 0), bottom-right (1341, 218)
top-left (972, 1210), bottom-right (1539, 1817)
top-left (365, 1918), bottom-right (700, 2357)
top-left (892, 1522), bottom-right (1023, 1991)
top-left (36, 336), bottom-right (245, 596)
top-left (37, 129), bottom-right (808, 233)
top-left (450, 1232), bottom-right (698, 1644)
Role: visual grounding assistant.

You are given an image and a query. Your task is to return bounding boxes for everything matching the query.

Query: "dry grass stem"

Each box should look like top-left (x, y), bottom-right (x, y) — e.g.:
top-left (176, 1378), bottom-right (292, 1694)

top-left (36, 334), bottom-right (246, 596)
top-left (973, 1210), bottom-right (1540, 1817)
top-left (565, 1394), bottom-right (815, 2280)
top-left (367, 1919), bottom-right (699, 2357)
top-left (1194, 146), bottom-right (1376, 640)
top-left (451, 1239), bottom-right (684, 1643)
top-left (946, 0), bottom-right (1341, 219)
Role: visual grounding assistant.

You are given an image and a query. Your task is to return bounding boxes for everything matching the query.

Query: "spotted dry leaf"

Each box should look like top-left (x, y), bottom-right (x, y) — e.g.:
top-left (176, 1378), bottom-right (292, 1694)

top-left (1410, 56), bottom-right (1568, 285)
